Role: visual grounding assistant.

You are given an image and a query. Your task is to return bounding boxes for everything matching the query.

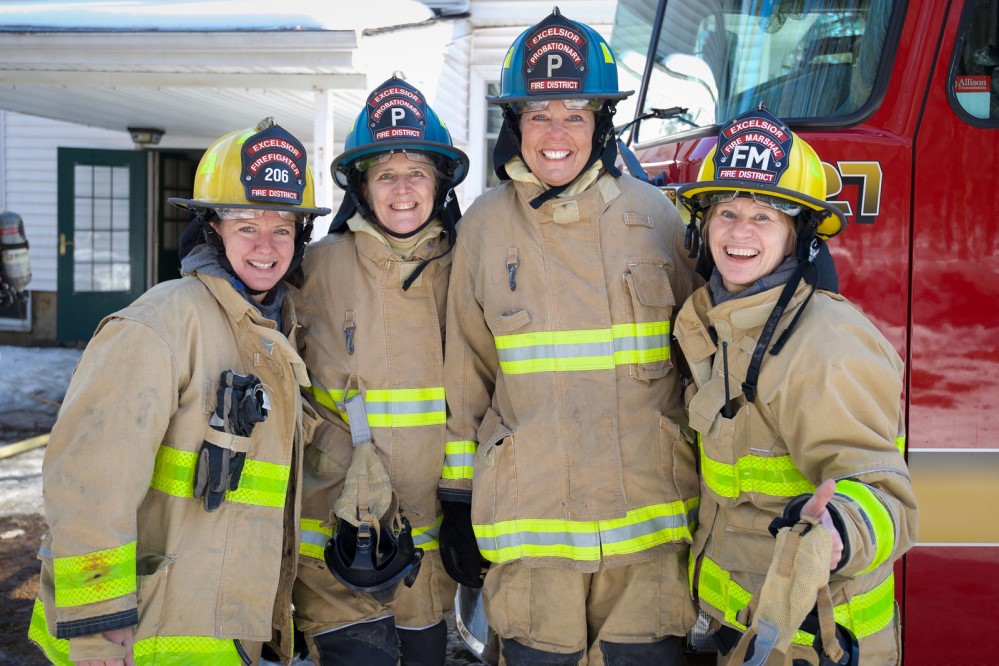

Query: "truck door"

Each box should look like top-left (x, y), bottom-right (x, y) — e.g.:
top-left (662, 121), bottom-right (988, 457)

top-left (905, 1), bottom-right (999, 663)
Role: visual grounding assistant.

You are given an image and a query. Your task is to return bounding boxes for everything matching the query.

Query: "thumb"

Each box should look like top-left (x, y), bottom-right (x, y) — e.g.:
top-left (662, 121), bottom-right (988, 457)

top-left (801, 478), bottom-right (836, 519)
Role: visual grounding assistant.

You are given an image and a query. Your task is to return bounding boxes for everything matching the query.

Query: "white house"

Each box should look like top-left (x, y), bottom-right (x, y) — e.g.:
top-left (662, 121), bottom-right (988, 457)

top-left (0, 0), bottom-right (620, 343)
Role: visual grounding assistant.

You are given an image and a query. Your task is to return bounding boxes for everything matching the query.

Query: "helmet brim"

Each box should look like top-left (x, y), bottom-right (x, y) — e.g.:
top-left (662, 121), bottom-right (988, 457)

top-left (167, 197), bottom-right (331, 218)
top-left (331, 141), bottom-right (470, 190)
top-left (487, 90), bottom-right (634, 106)
top-left (676, 180), bottom-right (847, 239)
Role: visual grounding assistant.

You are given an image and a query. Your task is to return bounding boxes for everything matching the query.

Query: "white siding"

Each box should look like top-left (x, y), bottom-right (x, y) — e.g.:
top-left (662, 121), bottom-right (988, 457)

top-left (2, 111), bottom-right (133, 292)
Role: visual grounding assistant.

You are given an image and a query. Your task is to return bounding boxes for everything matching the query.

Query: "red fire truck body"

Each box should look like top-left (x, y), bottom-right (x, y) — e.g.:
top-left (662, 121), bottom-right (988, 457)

top-left (613, 0), bottom-right (998, 661)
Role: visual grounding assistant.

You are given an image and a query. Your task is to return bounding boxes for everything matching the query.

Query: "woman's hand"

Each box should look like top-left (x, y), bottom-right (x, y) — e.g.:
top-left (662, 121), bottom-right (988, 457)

top-left (800, 478), bottom-right (844, 570)
top-left (75, 628), bottom-right (135, 666)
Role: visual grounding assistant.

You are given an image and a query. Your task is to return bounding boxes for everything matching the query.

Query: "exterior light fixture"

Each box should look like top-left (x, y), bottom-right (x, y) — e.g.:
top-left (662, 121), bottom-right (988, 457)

top-left (127, 127), bottom-right (165, 147)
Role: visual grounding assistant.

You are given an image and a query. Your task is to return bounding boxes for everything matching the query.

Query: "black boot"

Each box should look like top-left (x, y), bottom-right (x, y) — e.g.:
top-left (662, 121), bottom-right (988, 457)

top-left (398, 619), bottom-right (448, 666)
top-left (311, 616), bottom-right (400, 666)
top-left (599, 637), bottom-right (683, 665)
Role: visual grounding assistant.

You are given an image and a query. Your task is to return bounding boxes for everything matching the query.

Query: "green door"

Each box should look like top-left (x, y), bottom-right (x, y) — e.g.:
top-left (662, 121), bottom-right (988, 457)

top-left (57, 148), bottom-right (148, 343)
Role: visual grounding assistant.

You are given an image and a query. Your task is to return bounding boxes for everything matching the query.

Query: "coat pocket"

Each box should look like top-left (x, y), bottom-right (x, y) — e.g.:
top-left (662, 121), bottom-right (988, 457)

top-left (623, 261), bottom-right (676, 381)
top-left (470, 407), bottom-right (516, 539)
top-left (492, 308), bottom-right (531, 334)
top-left (133, 550), bottom-right (175, 641)
top-left (663, 415), bottom-right (699, 504)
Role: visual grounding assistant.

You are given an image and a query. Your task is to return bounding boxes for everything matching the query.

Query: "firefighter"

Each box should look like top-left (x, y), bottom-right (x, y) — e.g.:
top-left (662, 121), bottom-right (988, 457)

top-left (292, 76), bottom-right (469, 666)
top-left (674, 105), bottom-right (918, 665)
top-left (27, 118), bottom-right (329, 666)
top-left (438, 8), bottom-right (700, 665)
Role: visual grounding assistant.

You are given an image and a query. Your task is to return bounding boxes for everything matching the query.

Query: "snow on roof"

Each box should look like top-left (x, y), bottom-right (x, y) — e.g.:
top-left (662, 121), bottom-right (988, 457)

top-left (0, 0), bottom-right (435, 32)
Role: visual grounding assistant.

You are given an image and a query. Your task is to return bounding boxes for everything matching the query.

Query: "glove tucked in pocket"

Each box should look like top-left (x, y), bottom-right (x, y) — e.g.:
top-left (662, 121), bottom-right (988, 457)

top-left (193, 370), bottom-right (269, 512)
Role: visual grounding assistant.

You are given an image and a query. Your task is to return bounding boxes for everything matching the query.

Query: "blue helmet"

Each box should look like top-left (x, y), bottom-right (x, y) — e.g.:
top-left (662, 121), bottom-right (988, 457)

top-left (488, 6), bottom-right (633, 107)
top-left (332, 76), bottom-right (468, 190)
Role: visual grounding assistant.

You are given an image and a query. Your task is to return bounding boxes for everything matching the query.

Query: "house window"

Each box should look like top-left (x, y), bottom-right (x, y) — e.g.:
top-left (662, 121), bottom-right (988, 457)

top-left (485, 82), bottom-right (503, 190)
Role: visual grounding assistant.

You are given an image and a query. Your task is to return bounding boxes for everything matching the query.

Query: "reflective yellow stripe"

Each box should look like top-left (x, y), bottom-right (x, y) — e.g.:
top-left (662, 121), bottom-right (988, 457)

top-left (600, 41), bottom-right (615, 64)
top-left (696, 556), bottom-right (895, 644)
top-left (29, 599), bottom-right (246, 665)
top-left (299, 518), bottom-right (333, 560)
top-left (832, 573), bottom-right (896, 639)
top-left (836, 480), bottom-right (895, 574)
top-left (894, 436), bottom-right (905, 455)
top-left (413, 514), bottom-right (443, 551)
top-left (309, 386), bottom-right (446, 428)
top-left (494, 322), bottom-right (670, 375)
top-left (699, 435), bottom-right (815, 499)
top-left (475, 498), bottom-right (697, 563)
top-left (442, 440), bottom-right (476, 480)
top-left (151, 445), bottom-right (289, 509)
top-left (53, 542), bottom-right (135, 608)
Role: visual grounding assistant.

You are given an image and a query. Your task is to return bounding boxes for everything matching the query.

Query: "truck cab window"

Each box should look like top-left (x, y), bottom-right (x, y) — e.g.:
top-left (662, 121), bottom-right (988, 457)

top-left (612, 0), bottom-right (897, 144)
top-left (949, 0), bottom-right (999, 126)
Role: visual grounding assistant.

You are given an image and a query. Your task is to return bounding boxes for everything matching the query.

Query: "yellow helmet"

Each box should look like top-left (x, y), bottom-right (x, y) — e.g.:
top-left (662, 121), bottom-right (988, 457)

top-left (170, 117), bottom-right (330, 218)
top-left (677, 106), bottom-right (845, 240)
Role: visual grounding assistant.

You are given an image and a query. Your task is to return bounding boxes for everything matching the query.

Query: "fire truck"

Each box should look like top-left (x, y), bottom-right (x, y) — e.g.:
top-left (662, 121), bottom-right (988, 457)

top-left (456, 1), bottom-right (999, 663)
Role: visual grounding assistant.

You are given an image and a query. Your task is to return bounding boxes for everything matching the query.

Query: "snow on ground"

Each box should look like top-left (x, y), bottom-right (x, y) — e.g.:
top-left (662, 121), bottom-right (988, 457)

top-left (0, 345), bottom-right (82, 518)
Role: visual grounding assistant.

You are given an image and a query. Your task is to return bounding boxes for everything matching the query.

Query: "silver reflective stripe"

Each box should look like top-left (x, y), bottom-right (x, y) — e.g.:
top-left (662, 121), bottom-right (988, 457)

top-left (600, 511), bottom-right (692, 544)
top-left (363, 398), bottom-right (445, 415)
top-left (477, 529), bottom-right (601, 553)
top-left (343, 393), bottom-right (372, 446)
top-left (496, 340), bottom-right (611, 362)
top-left (300, 528), bottom-right (329, 550)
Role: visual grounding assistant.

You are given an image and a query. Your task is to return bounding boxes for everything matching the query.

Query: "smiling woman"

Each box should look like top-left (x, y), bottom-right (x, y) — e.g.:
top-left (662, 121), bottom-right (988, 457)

top-left (292, 75), bottom-right (470, 666)
top-left (703, 196), bottom-right (795, 293)
top-left (26, 118), bottom-right (331, 665)
top-left (211, 212), bottom-right (297, 300)
top-left (674, 106), bottom-right (916, 665)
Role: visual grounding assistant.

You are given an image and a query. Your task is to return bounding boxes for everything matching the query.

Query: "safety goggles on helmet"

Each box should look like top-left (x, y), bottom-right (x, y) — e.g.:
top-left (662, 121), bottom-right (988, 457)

top-left (698, 191), bottom-right (804, 217)
top-left (514, 99), bottom-right (604, 113)
top-left (214, 207), bottom-right (303, 223)
top-left (355, 149), bottom-right (437, 174)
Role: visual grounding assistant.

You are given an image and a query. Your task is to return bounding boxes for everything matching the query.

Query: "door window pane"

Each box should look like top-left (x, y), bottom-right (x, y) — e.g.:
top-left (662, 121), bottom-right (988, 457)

top-left (73, 164), bottom-right (131, 292)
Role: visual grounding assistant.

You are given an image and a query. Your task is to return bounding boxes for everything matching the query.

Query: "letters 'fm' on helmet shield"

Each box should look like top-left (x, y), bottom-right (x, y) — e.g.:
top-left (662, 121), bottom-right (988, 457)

top-left (331, 77), bottom-right (469, 190)
top-left (169, 117), bottom-right (329, 219)
top-left (678, 106), bottom-right (846, 240)
top-left (487, 7), bottom-right (633, 106)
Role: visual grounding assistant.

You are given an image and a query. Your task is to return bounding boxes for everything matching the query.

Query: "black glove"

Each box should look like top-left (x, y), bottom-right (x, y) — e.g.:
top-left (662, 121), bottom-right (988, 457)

top-left (193, 443), bottom-right (246, 512)
top-left (439, 500), bottom-right (487, 588)
top-left (214, 371), bottom-right (269, 437)
top-left (193, 371), bottom-right (268, 511)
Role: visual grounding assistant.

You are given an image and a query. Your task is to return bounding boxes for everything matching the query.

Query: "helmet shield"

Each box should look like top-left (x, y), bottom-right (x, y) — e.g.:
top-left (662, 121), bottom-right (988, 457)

top-left (677, 106), bottom-right (846, 240)
top-left (168, 118), bottom-right (329, 218)
top-left (331, 77), bottom-right (469, 190)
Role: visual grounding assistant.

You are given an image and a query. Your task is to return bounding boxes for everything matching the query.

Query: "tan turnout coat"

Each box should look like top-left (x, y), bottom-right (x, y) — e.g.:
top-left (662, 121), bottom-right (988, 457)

top-left (31, 273), bottom-right (313, 665)
top-left (675, 282), bottom-right (918, 664)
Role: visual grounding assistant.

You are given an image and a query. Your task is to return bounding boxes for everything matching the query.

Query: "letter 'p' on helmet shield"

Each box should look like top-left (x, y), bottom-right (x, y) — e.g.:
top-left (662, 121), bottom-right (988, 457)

top-left (331, 76), bottom-right (469, 190)
top-left (487, 6), bottom-right (633, 107)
